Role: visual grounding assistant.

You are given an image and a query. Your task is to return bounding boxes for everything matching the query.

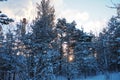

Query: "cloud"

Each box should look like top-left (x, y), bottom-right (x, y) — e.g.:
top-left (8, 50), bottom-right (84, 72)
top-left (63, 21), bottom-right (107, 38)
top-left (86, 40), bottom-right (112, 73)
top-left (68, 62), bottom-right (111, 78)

top-left (0, 0), bottom-right (64, 22)
top-left (52, 0), bottom-right (107, 35)
top-left (58, 9), bottom-right (89, 22)
top-left (58, 9), bottom-right (107, 35)
top-left (51, 0), bottom-right (64, 6)
top-left (51, 0), bottom-right (64, 12)
top-left (0, 0), bottom-right (108, 34)
top-left (82, 19), bottom-right (107, 35)
top-left (0, 0), bottom-right (34, 21)
top-left (57, 9), bottom-right (90, 32)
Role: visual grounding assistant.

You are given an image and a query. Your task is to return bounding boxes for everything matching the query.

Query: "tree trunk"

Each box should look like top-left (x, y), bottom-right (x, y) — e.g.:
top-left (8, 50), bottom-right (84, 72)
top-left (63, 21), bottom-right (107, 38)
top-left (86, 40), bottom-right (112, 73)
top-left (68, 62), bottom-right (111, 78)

top-left (67, 77), bottom-right (71, 80)
top-left (105, 71), bottom-right (110, 80)
top-left (13, 72), bottom-right (16, 80)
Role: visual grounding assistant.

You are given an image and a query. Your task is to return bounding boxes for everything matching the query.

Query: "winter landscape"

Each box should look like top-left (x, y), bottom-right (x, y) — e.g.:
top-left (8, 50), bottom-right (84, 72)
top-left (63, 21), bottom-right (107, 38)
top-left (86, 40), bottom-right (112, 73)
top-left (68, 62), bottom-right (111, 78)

top-left (0, 0), bottom-right (120, 80)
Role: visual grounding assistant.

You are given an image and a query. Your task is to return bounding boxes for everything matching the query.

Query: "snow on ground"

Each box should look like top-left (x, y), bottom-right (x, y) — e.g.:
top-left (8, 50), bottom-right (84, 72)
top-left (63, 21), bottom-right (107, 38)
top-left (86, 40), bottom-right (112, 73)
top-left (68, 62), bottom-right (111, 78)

top-left (56, 72), bottom-right (120, 80)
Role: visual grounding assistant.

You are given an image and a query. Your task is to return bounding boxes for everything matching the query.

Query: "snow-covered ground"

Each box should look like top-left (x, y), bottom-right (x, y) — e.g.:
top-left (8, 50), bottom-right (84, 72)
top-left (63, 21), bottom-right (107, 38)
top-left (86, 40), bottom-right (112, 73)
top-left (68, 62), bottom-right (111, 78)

top-left (56, 72), bottom-right (120, 80)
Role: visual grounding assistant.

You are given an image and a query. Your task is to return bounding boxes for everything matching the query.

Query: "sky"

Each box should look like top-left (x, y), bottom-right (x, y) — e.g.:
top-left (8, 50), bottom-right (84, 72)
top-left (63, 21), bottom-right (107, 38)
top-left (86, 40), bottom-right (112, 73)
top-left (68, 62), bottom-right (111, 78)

top-left (0, 0), bottom-right (119, 35)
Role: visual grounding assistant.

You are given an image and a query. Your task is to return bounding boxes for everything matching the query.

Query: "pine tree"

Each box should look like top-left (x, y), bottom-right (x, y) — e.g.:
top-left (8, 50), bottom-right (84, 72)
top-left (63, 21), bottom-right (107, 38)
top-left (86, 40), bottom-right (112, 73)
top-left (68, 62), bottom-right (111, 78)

top-left (96, 15), bottom-right (120, 80)
top-left (107, 16), bottom-right (120, 71)
top-left (55, 18), bottom-right (77, 78)
top-left (23, 0), bottom-right (59, 80)
top-left (53, 18), bottom-right (98, 79)
top-left (0, 11), bottom-right (14, 25)
top-left (0, 0), bottom-right (7, 1)
top-left (0, 10), bottom-right (16, 80)
top-left (75, 32), bottom-right (98, 77)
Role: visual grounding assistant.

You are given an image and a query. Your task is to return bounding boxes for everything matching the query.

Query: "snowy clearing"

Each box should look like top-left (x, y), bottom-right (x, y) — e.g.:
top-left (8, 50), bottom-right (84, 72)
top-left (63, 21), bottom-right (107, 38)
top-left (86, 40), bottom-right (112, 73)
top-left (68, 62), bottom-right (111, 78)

top-left (56, 72), bottom-right (120, 80)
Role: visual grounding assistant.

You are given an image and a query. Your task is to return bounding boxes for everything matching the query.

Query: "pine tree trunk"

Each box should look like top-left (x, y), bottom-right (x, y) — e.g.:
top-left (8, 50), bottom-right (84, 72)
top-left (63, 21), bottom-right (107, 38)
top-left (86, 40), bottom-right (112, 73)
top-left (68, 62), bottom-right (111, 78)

top-left (6, 72), bottom-right (9, 80)
top-left (4, 71), bottom-right (6, 80)
top-left (105, 71), bottom-right (110, 80)
top-left (67, 77), bottom-right (71, 80)
top-left (13, 72), bottom-right (16, 80)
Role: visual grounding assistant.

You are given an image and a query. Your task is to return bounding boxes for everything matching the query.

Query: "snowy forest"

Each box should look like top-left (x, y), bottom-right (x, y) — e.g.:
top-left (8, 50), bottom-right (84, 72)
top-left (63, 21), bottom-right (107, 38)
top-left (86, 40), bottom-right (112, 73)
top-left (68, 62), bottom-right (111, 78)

top-left (0, 0), bottom-right (120, 80)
